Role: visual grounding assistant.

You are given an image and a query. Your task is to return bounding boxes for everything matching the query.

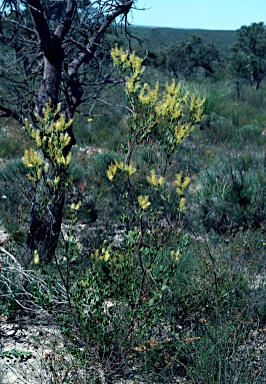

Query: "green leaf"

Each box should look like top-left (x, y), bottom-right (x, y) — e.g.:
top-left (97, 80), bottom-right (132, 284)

top-left (148, 297), bottom-right (155, 306)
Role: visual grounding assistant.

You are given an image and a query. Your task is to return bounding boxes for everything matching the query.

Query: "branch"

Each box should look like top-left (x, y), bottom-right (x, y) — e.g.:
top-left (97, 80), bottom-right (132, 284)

top-left (68, 0), bottom-right (133, 75)
top-left (54, 0), bottom-right (76, 42)
top-left (27, 0), bottom-right (51, 54)
top-left (0, 104), bottom-right (24, 124)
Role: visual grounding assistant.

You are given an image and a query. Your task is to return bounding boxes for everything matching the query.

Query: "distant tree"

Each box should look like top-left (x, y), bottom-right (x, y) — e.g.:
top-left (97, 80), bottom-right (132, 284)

top-left (144, 48), bottom-right (168, 72)
top-left (0, 0), bottom-right (134, 263)
top-left (168, 35), bottom-right (220, 79)
top-left (231, 22), bottom-right (266, 90)
top-left (230, 46), bottom-right (249, 98)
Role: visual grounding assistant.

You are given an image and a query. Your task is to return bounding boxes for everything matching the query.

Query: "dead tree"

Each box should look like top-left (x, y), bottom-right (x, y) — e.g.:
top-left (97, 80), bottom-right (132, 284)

top-left (0, 0), bottom-right (134, 262)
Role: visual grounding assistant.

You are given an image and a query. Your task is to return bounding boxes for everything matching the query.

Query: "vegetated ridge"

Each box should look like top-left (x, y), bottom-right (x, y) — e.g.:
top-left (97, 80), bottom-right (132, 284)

top-left (128, 26), bottom-right (236, 55)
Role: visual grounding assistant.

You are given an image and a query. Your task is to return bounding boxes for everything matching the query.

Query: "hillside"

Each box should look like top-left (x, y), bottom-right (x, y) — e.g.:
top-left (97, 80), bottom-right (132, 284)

top-left (127, 26), bottom-right (236, 55)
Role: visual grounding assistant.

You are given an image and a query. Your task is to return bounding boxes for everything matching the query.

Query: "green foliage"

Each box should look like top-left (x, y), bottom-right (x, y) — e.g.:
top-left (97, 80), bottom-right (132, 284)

top-left (127, 26), bottom-right (236, 57)
top-left (195, 156), bottom-right (266, 233)
top-left (168, 35), bottom-right (220, 79)
top-left (22, 103), bottom-right (72, 184)
top-left (231, 22), bottom-right (266, 90)
top-left (0, 121), bottom-right (32, 159)
top-left (0, 159), bottom-right (30, 244)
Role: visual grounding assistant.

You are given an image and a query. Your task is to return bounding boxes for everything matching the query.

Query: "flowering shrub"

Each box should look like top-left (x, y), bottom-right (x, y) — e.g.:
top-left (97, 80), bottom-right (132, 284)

top-left (78, 48), bottom-right (205, 348)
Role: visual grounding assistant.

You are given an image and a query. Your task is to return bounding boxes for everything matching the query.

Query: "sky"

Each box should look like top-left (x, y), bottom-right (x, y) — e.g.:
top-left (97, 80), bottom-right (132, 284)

top-left (129, 0), bottom-right (266, 31)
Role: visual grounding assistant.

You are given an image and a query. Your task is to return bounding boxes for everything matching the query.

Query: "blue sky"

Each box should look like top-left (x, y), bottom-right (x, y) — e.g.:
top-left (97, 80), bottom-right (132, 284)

top-left (129, 0), bottom-right (266, 30)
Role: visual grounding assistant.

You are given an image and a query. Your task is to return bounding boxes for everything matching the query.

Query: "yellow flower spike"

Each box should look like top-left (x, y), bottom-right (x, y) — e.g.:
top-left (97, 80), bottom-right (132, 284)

top-left (44, 162), bottom-right (49, 173)
top-left (22, 149), bottom-right (30, 168)
top-left (64, 133), bottom-right (71, 147)
top-left (175, 122), bottom-right (191, 144)
top-left (107, 163), bottom-right (117, 181)
top-left (138, 195), bottom-right (151, 210)
top-left (65, 152), bottom-right (71, 166)
top-left (115, 160), bottom-right (125, 170)
top-left (80, 280), bottom-right (89, 287)
top-left (27, 173), bottom-right (36, 182)
top-left (125, 163), bottom-right (136, 176)
top-left (139, 82), bottom-right (159, 106)
top-left (125, 77), bottom-right (137, 94)
top-left (35, 130), bottom-right (42, 147)
top-left (70, 201), bottom-right (81, 211)
top-left (47, 178), bottom-right (54, 187)
top-left (175, 172), bottom-right (191, 196)
top-left (55, 114), bottom-right (65, 131)
top-left (175, 172), bottom-right (182, 189)
top-left (22, 148), bottom-right (43, 169)
top-left (36, 167), bottom-right (42, 181)
top-left (171, 249), bottom-right (180, 262)
top-left (147, 169), bottom-right (164, 187)
top-left (54, 102), bottom-right (61, 116)
top-left (54, 176), bottom-right (60, 186)
top-left (42, 135), bottom-right (47, 145)
top-left (59, 132), bottom-right (71, 148)
top-left (33, 249), bottom-right (39, 264)
top-left (182, 176), bottom-right (191, 190)
top-left (179, 197), bottom-right (186, 212)
top-left (103, 247), bottom-right (111, 262)
top-left (120, 47), bottom-right (129, 63)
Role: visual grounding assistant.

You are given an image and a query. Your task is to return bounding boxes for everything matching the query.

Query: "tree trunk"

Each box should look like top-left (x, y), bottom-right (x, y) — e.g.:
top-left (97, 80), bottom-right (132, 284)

top-left (38, 57), bottom-right (62, 111)
top-left (26, 172), bottom-right (65, 264)
top-left (26, 56), bottom-right (75, 264)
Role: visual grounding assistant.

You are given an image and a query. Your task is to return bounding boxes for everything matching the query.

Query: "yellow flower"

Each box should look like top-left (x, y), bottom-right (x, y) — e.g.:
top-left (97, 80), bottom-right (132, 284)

top-left (59, 132), bottom-right (71, 148)
top-left (22, 148), bottom-right (43, 169)
top-left (35, 130), bottom-right (42, 147)
top-left (55, 114), bottom-right (65, 131)
top-left (65, 152), bottom-right (72, 166)
top-left (125, 77), bottom-right (136, 94)
top-left (179, 197), bottom-right (186, 212)
top-left (174, 172), bottom-right (191, 196)
top-left (171, 249), bottom-right (181, 261)
top-left (115, 160), bottom-right (124, 169)
top-left (80, 280), bottom-right (89, 287)
top-left (36, 167), bottom-right (42, 181)
top-left (87, 118), bottom-right (93, 123)
top-left (102, 247), bottom-right (111, 262)
top-left (175, 121), bottom-right (191, 144)
top-left (147, 169), bottom-right (164, 187)
top-left (70, 201), bottom-right (81, 211)
top-left (124, 163), bottom-right (136, 176)
top-left (139, 82), bottom-right (159, 106)
top-left (107, 163), bottom-right (117, 181)
top-left (33, 250), bottom-right (39, 264)
top-left (54, 176), bottom-right (60, 185)
top-left (138, 195), bottom-right (151, 210)
top-left (44, 162), bottom-right (49, 173)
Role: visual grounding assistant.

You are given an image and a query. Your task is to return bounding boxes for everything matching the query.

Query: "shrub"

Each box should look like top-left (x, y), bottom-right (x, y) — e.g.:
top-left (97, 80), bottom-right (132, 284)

top-left (0, 159), bottom-right (31, 245)
top-left (194, 157), bottom-right (266, 233)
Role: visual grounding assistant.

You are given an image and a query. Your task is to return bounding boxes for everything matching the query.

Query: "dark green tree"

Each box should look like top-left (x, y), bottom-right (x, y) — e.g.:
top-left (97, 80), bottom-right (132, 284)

top-left (0, 0), bottom-right (134, 262)
top-left (230, 46), bottom-right (249, 98)
top-left (168, 35), bottom-right (220, 79)
top-left (231, 22), bottom-right (266, 90)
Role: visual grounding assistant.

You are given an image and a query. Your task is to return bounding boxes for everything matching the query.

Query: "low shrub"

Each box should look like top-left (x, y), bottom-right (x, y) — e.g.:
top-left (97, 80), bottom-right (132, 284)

top-left (194, 157), bottom-right (266, 233)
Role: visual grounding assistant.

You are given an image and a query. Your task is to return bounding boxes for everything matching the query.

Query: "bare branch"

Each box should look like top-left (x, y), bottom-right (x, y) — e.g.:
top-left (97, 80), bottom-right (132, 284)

top-left (0, 104), bottom-right (24, 123)
top-left (54, 0), bottom-right (77, 42)
top-left (27, 0), bottom-right (51, 54)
